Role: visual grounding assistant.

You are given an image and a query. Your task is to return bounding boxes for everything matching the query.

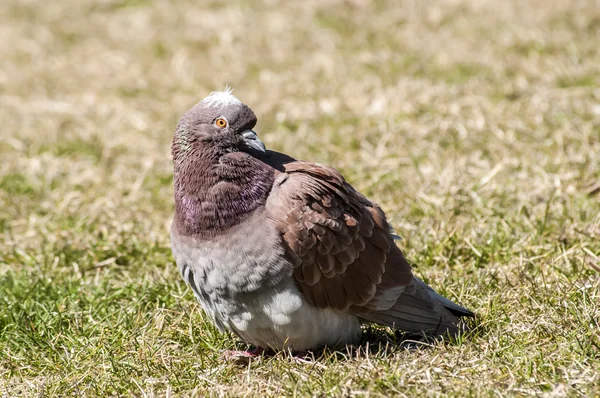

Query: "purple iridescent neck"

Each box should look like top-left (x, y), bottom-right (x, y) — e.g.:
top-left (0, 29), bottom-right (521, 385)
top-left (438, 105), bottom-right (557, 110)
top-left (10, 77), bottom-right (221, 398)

top-left (173, 148), bottom-right (274, 237)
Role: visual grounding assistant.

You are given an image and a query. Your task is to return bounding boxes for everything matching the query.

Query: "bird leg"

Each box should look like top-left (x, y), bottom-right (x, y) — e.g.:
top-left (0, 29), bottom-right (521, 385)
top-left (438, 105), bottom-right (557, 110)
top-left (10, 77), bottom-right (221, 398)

top-left (222, 346), bottom-right (267, 365)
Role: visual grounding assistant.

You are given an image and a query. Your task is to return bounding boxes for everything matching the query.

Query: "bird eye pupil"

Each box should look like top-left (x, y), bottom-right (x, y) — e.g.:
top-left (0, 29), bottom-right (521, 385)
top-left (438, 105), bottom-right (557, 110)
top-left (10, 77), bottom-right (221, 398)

top-left (215, 118), bottom-right (227, 128)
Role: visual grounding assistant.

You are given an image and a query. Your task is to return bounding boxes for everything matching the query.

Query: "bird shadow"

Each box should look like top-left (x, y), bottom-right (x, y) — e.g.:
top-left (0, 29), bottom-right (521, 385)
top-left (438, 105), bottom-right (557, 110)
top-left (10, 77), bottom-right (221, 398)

top-left (307, 327), bottom-right (457, 363)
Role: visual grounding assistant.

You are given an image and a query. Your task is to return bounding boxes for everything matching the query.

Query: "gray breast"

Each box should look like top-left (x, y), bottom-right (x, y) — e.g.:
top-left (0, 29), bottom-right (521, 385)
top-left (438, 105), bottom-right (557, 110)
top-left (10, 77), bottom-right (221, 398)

top-left (170, 210), bottom-right (293, 329)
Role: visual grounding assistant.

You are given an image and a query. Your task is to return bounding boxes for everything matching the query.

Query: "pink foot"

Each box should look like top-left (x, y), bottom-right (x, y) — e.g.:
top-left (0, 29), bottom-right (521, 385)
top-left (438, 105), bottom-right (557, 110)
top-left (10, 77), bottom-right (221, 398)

top-left (222, 347), bottom-right (265, 365)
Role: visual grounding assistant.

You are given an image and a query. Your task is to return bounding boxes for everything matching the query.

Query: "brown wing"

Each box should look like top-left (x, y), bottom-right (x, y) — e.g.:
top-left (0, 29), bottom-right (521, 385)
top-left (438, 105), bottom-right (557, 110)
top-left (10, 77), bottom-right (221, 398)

top-left (265, 158), bottom-right (473, 335)
top-left (266, 161), bottom-right (413, 312)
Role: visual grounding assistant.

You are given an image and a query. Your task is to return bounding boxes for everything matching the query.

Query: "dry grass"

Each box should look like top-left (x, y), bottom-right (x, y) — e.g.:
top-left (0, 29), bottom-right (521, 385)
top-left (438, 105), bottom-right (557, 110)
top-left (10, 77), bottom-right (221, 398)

top-left (1, 0), bottom-right (599, 396)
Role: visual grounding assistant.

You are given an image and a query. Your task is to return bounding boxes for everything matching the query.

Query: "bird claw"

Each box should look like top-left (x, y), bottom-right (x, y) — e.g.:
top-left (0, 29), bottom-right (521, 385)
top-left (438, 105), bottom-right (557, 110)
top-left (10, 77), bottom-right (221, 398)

top-left (222, 347), bottom-right (264, 365)
top-left (282, 349), bottom-right (314, 363)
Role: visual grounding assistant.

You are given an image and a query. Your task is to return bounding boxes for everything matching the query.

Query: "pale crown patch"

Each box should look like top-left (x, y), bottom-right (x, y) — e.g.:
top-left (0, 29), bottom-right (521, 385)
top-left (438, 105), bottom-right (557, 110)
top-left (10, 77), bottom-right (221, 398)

top-left (200, 87), bottom-right (242, 108)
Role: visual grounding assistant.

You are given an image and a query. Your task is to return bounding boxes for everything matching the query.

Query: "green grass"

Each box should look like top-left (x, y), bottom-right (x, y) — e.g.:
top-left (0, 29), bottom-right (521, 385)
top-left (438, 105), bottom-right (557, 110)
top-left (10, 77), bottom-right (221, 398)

top-left (1, 0), bottom-right (599, 396)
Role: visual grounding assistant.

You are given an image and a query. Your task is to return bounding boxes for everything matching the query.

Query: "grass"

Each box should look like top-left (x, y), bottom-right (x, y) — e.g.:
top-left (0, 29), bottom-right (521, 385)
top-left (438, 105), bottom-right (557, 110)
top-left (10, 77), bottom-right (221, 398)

top-left (1, 0), bottom-right (599, 396)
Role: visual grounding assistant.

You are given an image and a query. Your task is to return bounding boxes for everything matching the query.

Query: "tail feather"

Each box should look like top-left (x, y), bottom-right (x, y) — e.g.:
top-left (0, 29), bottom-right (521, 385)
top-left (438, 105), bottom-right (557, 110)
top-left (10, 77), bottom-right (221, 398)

top-left (420, 278), bottom-right (474, 318)
top-left (356, 277), bottom-right (474, 336)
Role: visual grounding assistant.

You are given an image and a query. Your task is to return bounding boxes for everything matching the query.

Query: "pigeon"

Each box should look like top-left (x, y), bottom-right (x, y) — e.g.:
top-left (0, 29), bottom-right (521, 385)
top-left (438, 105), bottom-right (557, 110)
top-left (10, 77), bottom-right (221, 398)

top-left (170, 89), bottom-right (474, 355)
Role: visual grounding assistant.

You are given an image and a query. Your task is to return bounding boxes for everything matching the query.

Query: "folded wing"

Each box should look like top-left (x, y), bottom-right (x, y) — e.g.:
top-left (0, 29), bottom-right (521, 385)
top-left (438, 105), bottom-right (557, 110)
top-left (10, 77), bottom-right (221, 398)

top-left (265, 158), bottom-right (473, 336)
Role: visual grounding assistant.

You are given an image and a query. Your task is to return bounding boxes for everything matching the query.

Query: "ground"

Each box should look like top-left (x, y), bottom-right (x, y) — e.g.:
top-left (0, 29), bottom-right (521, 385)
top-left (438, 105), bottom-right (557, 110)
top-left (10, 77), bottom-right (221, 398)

top-left (1, 0), bottom-right (599, 396)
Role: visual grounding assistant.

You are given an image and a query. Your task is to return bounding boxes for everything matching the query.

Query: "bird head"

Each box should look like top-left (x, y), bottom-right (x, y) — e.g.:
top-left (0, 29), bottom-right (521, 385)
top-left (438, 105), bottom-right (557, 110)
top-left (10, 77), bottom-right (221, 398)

top-left (172, 89), bottom-right (266, 165)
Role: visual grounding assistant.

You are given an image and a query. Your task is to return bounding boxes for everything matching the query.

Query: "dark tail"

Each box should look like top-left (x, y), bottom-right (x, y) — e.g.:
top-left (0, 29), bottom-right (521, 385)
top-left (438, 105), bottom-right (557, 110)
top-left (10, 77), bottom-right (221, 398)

top-left (358, 277), bottom-right (474, 336)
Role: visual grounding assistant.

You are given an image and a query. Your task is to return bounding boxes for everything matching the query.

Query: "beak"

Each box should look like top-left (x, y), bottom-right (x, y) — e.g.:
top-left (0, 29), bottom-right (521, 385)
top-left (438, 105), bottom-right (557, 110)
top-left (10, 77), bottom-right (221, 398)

top-left (241, 130), bottom-right (266, 153)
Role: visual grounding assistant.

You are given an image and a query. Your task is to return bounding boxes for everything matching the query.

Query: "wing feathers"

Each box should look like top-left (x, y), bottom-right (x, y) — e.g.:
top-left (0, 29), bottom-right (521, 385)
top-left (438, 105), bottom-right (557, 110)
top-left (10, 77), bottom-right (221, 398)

top-left (263, 157), bottom-right (472, 336)
top-left (267, 161), bottom-right (405, 311)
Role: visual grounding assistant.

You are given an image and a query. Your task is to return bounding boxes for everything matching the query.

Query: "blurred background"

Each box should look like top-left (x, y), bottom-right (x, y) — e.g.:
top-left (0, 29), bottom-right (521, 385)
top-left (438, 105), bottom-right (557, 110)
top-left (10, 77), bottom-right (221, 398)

top-left (1, 0), bottom-right (599, 395)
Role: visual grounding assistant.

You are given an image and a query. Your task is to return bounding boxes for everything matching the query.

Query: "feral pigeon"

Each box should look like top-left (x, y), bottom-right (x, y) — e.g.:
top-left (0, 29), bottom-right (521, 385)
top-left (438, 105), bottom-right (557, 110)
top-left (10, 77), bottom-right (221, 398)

top-left (170, 89), bottom-right (474, 354)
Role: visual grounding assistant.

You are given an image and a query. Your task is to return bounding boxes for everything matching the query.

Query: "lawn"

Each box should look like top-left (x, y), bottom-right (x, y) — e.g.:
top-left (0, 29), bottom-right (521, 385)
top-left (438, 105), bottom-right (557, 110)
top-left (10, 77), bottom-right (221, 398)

top-left (1, 0), bottom-right (599, 396)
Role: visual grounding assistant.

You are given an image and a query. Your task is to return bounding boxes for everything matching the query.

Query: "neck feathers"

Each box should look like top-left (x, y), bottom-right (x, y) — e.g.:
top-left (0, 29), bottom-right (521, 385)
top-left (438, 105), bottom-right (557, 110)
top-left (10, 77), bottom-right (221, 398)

top-left (173, 148), bottom-right (274, 237)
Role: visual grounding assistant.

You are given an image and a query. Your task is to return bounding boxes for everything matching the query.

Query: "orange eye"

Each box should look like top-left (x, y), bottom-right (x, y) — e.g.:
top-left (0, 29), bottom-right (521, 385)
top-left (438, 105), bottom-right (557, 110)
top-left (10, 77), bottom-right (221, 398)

top-left (215, 117), bottom-right (228, 128)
